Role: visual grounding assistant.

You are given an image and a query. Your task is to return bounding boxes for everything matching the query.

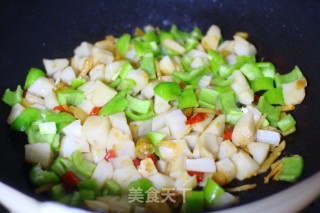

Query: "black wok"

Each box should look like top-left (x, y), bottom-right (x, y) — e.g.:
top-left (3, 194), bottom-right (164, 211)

top-left (0, 0), bottom-right (319, 212)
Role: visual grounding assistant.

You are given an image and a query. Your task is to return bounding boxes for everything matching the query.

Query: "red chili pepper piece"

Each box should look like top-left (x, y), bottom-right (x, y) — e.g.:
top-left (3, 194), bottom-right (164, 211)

top-left (133, 158), bottom-right (141, 168)
top-left (60, 170), bottom-right (80, 192)
top-left (89, 106), bottom-right (102, 116)
top-left (53, 105), bottom-right (72, 114)
top-left (253, 94), bottom-right (260, 104)
top-left (104, 149), bottom-right (116, 161)
top-left (185, 113), bottom-right (207, 125)
top-left (223, 126), bottom-right (233, 140)
top-left (147, 153), bottom-right (158, 165)
top-left (179, 81), bottom-right (185, 89)
top-left (187, 171), bottom-right (204, 183)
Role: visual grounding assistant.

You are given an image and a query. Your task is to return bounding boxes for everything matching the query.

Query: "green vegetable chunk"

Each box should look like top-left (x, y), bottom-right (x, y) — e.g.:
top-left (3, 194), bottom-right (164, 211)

top-left (154, 82), bottom-right (182, 101)
top-left (279, 155), bottom-right (304, 182)
top-left (57, 89), bottom-right (85, 106)
top-left (11, 107), bottom-right (42, 132)
top-left (24, 67), bottom-right (46, 89)
top-left (181, 190), bottom-right (204, 213)
top-left (29, 164), bottom-right (59, 186)
top-left (103, 179), bottom-right (122, 196)
top-left (128, 178), bottom-right (153, 203)
top-left (2, 85), bottom-right (23, 106)
top-left (71, 150), bottom-right (96, 178)
top-left (204, 178), bottom-right (224, 208)
top-left (116, 33), bottom-right (131, 56)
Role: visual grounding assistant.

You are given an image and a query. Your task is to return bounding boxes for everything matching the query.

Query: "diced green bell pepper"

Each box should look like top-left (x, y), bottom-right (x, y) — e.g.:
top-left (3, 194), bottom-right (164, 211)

top-left (116, 33), bottom-right (131, 56)
top-left (78, 179), bottom-right (100, 197)
top-left (29, 164), bottom-right (59, 186)
top-left (204, 178), bottom-right (224, 208)
top-left (50, 157), bottom-right (74, 177)
top-left (24, 67), bottom-right (46, 90)
top-left (127, 94), bottom-right (152, 114)
top-left (279, 155), bottom-right (303, 182)
top-left (240, 63), bottom-right (263, 81)
top-left (99, 90), bottom-right (129, 116)
top-left (257, 96), bottom-right (281, 122)
top-left (71, 150), bottom-right (96, 178)
top-left (277, 113), bottom-right (296, 132)
top-left (182, 190), bottom-right (204, 213)
top-left (11, 107), bottom-right (42, 132)
top-left (154, 82), bottom-right (182, 101)
top-left (125, 110), bottom-right (155, 121)
top-left (257, 62), bottom-right (276, 79)
top-left (263, 88), bottom-right (285, 105)
top-left (141, 53), bottom-right (156, 79)
top-left (275, 66), bottom-right (304, 87)
top-left (2, 85), bottom-right (23, 106)
top-left (250, 77), bottom-right (274, 92)
top-left (128, 178), bottom-right (153, 203)
top-left (71, 78), bottom-right (86, 89)
top-left (178, 87), bottom-right (199, 109)
top-left (57, 89), bottom-right (85, 106)
top-left (103, 179), bottom-right (122, 196)
top-left (198, 88), bottom-right (219, 109)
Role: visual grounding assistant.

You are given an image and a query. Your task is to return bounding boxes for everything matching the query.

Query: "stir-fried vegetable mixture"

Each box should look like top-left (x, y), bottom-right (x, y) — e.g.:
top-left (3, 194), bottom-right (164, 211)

top-left (2, 24), bottom-right (307, 213)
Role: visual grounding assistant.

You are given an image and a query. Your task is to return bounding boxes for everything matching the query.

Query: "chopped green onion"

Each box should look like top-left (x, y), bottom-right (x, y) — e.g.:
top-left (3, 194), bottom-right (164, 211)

top-left (2, 85), bottom-right (23, 106)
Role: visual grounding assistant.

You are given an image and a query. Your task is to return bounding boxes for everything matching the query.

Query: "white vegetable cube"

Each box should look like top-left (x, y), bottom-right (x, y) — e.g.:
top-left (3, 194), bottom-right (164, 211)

top-left (159, 56), bottom-right (176, 75)
top-left (78, 99), bottom-right (95, 114)
top-left (91, 148), bottom-right (107, 163)
top-left (92, 47), bottom-right (114, 65)
top-left (105, 61), bottom-right (125, 82)
top-left (80, 80), bottom-right (117, 107)
top-left (191, 114), bottom-right (214, 132)
top-left (82, 116), bottom-right (111, 149)
top-left (126, 69), bottom-right (149, 95)
top-left (231, 70), bottom-right (253, 105)
top-left (200, 133), bottom-right (220, 157)
top-left (282, 79), bottom-right (307, 105)
top-left (7, 103), bottom-right (24, 124)
top-left (62, 120), bottom-right (84, 138)
top-left (25, 143), bottom-right (54, 169)
top-left (140, 80), bottom-right (159, 99)
top-left (151, 111), bottom-right (168, 131)
top-left (247, 142), bottom-right (270, 165)
top-left (204, 114), bottom-right (225, 137)
top-left (231, 151), bottom-right (259, 181)
top-left (28, 77), bottom-right (54, 98)
top-left (216, 157), bottom-right (236, 184)
top-left (89, 64), bottom-right (105, 80)
top-left (158, 141), bottom-right (180, 162)
top-left (243, 105), bottom-right (262, 124)
top-left (43, 58), bottom-right (69, 76)
top-left (24, 92), bottom-right (44, 106)
top-left (60, 66), bottom-right (76, 85)
top-left (156, 160), bottom-right (168, 174)
top-left (183, 133), bottom-right (200, 151)
top-left (201, 25), bottom-right (221, 51)
top-left (232, 111), bottom-right (255, 147)
top-left (166, 109), bottom-right (191, 139)
top-left (148, 173), bottom-right (174, 190)
top-left (59, 135), bottom-right (90, 158)
top-left (138, 158), bottom-right (158, 177)
top-left (44, 91), bottom-right (59, 110)
top-left (218, 140), bottom-right (237, 160)
top-left (213, 192), bottom-right (239, 208)
top-left (107, 128), bottom-right (135, 159)
top-left (174, 172), bottom-right (197, 189)
top-left (130, 119), bottom-right (152, 137)
top-left (256, 129), bottom-right (281, 146)
top-left (173, 139), bottom-right (193, 158)
top-left (92, 160), bottom-right (113, 188)
top-left (113, 166), bottom-right (141, 189)
top-left (154, 95), bottom-right (171, 114)
top-left (185, 158), bottom-right (216, 173)
top-left (74, 41), bottom-right (93, 57)
top-left (162, 38), bottom-right (185, 55)
top-left (108, 112), bottom-right (132, 137)
top-left (233, 35), bottom-right (257, 56)
top-left (109, 155), bottom-right (134, 169)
